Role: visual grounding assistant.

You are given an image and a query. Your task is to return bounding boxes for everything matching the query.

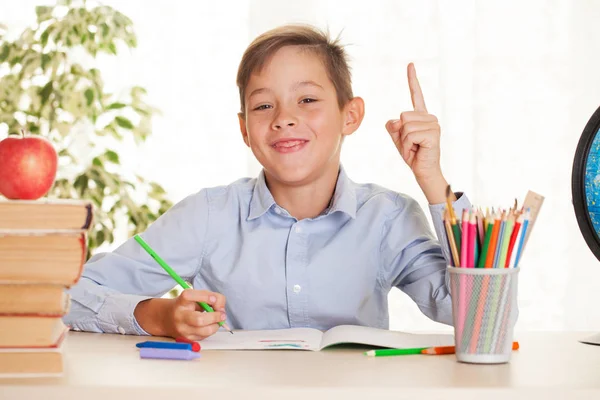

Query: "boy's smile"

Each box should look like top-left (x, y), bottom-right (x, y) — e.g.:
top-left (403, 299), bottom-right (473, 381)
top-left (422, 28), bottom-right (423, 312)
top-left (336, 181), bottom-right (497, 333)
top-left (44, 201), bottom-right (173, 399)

top-left (270, 138), bottom-right (309, 154)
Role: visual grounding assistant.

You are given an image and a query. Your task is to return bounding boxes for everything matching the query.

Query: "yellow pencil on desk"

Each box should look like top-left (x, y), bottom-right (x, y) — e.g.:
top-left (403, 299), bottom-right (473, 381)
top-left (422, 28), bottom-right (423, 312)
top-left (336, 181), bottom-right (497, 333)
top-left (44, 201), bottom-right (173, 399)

top-left (133, 234), bottom-right (233, 334)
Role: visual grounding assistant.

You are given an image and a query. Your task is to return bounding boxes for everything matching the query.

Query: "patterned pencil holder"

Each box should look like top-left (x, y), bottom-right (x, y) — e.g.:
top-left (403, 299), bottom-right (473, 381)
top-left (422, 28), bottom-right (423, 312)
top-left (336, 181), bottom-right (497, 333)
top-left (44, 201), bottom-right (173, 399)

top-left (448, 266), bottom-right (520, 364)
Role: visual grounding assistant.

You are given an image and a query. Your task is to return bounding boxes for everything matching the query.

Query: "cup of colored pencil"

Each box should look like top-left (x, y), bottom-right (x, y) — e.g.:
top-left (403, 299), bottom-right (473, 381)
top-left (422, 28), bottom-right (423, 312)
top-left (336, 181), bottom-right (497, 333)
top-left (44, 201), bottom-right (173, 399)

top-left (442, 186), bottom-right (537, 364)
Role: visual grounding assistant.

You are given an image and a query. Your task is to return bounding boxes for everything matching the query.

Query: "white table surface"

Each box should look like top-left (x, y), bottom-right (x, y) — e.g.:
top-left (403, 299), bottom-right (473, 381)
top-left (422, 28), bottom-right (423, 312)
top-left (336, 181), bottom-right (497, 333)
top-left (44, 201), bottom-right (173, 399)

top-left (1, 331), bottom-right (600, 399)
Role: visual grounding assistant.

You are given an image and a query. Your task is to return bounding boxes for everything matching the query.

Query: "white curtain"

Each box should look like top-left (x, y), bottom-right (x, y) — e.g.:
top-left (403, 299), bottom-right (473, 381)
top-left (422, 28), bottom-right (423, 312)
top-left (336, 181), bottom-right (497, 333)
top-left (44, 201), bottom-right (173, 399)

top-left (3, 0), bottom-right (600, 332)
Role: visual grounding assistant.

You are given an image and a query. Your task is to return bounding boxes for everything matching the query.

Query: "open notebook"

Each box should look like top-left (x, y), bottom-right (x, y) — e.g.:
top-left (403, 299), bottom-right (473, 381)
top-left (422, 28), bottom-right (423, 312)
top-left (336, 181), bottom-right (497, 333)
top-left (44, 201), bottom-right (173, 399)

top-left (199, 325), bottom-right (454, 351)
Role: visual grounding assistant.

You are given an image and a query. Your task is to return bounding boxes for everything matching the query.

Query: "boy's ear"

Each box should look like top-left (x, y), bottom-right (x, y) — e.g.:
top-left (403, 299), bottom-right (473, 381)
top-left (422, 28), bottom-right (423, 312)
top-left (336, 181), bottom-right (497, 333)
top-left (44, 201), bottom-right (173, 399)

top-left (342, 97), bottom-right (365, 137)
top-left (238, 113), bottom-right (250, 147)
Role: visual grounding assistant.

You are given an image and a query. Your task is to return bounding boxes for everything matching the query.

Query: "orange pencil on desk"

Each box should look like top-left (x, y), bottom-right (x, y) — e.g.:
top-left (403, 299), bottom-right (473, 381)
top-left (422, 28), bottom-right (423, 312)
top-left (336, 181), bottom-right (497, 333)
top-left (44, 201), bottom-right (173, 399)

top-left (422, 341), bottom-right (520, 355)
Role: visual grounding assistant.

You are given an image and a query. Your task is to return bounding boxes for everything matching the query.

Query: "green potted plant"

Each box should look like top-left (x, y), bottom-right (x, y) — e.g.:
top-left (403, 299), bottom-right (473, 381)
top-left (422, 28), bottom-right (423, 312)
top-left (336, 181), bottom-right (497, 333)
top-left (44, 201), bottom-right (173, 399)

top-left (0, 0), bottom-right (172, 257)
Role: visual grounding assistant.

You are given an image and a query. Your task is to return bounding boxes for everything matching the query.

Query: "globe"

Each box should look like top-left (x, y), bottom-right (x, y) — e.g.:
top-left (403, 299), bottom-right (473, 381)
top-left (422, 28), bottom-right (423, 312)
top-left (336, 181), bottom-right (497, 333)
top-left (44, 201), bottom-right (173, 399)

top-left (572, 104), bottom-right (600, 346)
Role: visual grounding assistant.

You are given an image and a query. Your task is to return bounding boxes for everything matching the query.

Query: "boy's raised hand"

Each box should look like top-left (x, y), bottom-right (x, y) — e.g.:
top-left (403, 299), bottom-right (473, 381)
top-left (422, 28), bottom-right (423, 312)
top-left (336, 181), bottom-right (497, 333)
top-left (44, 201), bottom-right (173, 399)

top-left (385, 63), bottom-right (449, 204)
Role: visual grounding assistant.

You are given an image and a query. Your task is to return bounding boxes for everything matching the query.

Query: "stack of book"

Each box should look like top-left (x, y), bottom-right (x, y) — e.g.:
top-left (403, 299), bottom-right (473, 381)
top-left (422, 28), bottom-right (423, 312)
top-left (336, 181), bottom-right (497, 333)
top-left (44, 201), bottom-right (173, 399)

top-left (0, 199), bottom-right (92, 377)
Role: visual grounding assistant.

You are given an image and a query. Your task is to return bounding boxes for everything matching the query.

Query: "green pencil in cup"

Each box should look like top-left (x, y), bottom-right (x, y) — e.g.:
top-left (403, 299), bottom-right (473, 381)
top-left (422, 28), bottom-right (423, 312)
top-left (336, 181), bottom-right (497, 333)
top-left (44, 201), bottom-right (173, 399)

top-left (133, 234), bottom-right (233, 334)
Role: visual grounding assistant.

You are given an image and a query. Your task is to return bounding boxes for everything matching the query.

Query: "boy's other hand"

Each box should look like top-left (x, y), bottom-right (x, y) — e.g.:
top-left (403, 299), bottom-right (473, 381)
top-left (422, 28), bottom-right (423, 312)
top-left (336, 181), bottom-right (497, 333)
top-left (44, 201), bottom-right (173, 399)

top-left (385, 63), bottom-right (450, 204)
top-left (134, 289), bottom-right (227, 341)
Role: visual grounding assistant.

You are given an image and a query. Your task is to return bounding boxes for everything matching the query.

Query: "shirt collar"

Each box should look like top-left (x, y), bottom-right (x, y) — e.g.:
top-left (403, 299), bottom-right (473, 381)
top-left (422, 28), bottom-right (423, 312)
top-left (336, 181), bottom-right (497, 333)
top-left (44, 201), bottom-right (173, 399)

top-left (247, 165), bottom-right (357, 221)
top-left (247, 170), bottom-right (276, 220)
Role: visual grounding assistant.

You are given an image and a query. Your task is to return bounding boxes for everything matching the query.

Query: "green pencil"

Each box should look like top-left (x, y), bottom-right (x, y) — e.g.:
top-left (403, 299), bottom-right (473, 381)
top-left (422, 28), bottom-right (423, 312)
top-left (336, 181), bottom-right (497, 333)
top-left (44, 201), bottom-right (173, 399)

top-left (477, 219), bottom-right (494, 268)
top-left (364, 347), bottom-right (428, 357)
top-left (133, 234), bottom-right (233, 334)
top-left (452, 223), bottom-right (462, 254)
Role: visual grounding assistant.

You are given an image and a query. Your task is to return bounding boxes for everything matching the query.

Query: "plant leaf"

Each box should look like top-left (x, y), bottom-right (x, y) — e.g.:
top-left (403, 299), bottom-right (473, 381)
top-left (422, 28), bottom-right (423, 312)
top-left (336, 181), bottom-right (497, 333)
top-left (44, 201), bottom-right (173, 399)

top-left (0, 44), bottom-right (10, 63)
top-left (104, 150), bottom-right (120, 164)
top-left (96, 229), bottom-right (105, 247)
top-left (41, 30), bottom-right (50, 47)
top-left (115, 116), bottom-right (133, 129)
top-left (84, 88), bottom-right (94, 106)
top-left (39, 81), bottom-right (53, 105)
top-left (106, 102), bottom-right (126, 110)
top-left (41, 53), bottom-right (51, 70)
top-left (92, 157), bottom-right (103, 167)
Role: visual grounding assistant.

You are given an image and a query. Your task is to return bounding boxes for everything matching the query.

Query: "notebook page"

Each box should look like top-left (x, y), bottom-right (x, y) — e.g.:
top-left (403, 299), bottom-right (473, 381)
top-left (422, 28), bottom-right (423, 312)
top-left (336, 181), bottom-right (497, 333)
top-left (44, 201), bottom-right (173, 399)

top-left (199, 327), bottom-right (323, 350)
top-left (319, 325), bottom-right (454, 350)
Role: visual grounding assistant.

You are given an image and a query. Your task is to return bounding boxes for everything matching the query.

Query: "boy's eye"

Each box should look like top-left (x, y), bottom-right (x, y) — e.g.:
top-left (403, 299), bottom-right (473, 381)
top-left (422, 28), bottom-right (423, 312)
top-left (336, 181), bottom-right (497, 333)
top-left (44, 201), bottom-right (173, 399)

top-left (253, 104), bottom-right (272, 111)
top-left (300, 98), bottom-right (317, 104)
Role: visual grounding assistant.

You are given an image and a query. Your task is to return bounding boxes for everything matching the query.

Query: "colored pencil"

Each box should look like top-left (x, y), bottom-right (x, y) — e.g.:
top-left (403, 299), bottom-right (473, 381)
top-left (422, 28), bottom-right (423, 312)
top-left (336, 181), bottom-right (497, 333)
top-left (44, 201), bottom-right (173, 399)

top-left (136, 341), bottom-right (197, 352)
top-left (477, 208), bottom-right (485, 246)
top-left (446, 185), bottom-right (462, 252)
top-left (483, 208), bottom-right (490, 232)
top-left (467, 210), bottom-right (477, 268)
top-left (514, 210), bottom-right (530, 267)
top-left (485, 212), bottom-right (501, 268)
top-left (477, 215), bottom-right (494, 268)
top-left (363, 342), bottom-right (520, 357)
top-left (492, 211), bottom-right (507, 268)
top-left (423, 341), bottom-right (519, 355)
top-left (364, 347), bottom-right (428, 357)
top-left (365, 342), bottom-right (520, 357)
top-left (505, 212), bottom-right (523, 268)
top-left (133, 234), bottom-right (233, 334)
top-left (444, 209), bottom-right (461, 266)
top-left (461, 209), bottom-right (469, 267)
top-left (497, 212), bottom-right (515, 270)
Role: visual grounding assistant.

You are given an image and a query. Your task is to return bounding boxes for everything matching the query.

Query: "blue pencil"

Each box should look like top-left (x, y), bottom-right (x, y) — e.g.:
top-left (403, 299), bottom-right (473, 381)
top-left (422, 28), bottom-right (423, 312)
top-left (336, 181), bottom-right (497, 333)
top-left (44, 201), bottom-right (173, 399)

top-left (136, 341), bottom-right (194, 351)
top-left (514, 211), bottom-right (530, 267)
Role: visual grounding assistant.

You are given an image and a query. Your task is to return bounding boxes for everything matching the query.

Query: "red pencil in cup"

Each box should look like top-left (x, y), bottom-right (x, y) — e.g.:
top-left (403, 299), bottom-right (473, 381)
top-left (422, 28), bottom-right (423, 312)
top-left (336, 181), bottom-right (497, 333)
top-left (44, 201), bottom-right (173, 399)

top-left (505, 211), bottom-right (523, 268)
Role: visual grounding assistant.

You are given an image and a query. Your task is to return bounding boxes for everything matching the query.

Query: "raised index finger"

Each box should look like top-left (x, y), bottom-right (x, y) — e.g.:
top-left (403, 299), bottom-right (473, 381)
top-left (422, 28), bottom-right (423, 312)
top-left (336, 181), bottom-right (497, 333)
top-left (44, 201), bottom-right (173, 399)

top-left (407, 62), bottom-right (427, 113)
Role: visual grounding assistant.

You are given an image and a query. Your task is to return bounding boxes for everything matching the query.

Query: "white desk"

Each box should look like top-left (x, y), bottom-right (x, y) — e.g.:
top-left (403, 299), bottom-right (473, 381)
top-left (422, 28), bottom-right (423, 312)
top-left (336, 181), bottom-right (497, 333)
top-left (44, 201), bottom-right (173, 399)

top-left (1, 331), bottom-right (599, 399)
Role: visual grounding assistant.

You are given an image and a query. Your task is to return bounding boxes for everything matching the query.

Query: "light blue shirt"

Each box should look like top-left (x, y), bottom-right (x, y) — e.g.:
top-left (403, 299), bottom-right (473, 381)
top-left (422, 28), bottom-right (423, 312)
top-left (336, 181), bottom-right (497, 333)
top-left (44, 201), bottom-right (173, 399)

top-left (64, 167), bottom-right (470, 335)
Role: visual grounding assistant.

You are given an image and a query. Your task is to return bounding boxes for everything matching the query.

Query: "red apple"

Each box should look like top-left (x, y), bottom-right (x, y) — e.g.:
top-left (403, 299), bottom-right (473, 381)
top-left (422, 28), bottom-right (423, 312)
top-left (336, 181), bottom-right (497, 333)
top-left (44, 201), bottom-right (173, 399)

top-left (0, 133), bottom-right (58, 200)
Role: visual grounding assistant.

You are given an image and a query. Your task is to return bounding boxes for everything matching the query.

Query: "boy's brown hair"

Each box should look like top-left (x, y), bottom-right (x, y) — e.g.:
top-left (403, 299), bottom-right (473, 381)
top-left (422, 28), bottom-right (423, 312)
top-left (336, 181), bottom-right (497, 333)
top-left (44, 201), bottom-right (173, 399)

top-left (236, 24), bottom-right (353, 116)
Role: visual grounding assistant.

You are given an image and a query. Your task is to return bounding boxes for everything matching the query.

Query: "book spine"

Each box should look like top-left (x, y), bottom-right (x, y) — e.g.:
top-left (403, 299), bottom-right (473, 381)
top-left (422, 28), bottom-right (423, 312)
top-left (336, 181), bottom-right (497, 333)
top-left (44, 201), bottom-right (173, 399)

top-left (73, 232), bottom-right (87, 286)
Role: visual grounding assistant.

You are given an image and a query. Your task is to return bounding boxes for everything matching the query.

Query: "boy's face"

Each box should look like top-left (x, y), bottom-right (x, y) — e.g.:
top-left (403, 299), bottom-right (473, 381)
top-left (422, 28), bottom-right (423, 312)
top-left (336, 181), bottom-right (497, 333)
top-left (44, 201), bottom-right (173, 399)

top-left (239, 46), bottom-right (363, 187)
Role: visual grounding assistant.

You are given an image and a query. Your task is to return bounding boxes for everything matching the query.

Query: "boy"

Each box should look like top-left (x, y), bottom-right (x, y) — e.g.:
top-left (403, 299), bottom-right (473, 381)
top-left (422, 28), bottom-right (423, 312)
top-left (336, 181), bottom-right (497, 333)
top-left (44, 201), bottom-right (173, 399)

top-left (64, 24), bottom-right (470, 341)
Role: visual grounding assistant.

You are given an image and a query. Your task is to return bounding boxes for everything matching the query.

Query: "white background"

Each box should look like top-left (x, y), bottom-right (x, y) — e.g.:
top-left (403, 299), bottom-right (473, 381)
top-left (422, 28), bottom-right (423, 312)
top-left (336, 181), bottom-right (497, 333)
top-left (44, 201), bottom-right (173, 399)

top-left (2, 0), bottom-right (600, 333)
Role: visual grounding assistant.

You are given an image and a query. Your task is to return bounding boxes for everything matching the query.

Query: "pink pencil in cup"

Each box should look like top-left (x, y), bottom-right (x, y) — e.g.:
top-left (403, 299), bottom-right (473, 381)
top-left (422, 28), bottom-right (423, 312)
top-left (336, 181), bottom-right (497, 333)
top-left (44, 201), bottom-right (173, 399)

top-left (460, 209), bottom-right (469, 268)
top-left (457, 209), bottom-right (470, 346)
top-left (467, 210), bottom-right (477, 268)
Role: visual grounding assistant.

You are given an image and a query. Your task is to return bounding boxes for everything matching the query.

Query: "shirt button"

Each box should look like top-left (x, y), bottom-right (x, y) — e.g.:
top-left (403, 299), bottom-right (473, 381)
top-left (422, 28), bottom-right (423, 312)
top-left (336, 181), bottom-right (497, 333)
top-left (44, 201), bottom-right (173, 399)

top-left (117, 326), bottom-right (126, 334)
top-left (295, 226), bottom-right (302, 233)
top-left (274, 208), bottom-right (282, 214)
top-left (293, 284), bottom-right (302, 293)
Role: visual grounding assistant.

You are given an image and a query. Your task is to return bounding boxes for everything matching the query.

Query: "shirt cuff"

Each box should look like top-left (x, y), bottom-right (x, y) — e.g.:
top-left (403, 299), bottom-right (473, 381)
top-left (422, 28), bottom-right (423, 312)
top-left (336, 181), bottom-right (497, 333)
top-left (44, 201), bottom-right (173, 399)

top-left (96, 293), bottom-right (152, 336)
top-left (428, 191), bottom-right (467, 214)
